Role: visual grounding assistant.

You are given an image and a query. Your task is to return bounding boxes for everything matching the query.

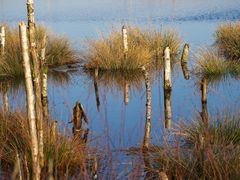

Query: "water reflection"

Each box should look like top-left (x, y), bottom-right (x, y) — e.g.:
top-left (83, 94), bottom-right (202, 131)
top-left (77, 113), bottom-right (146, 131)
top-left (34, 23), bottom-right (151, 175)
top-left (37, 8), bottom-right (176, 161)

top-left (200, 78), bottom-right (208, 125)
top-left (93, 68), bottom-right (101, 112)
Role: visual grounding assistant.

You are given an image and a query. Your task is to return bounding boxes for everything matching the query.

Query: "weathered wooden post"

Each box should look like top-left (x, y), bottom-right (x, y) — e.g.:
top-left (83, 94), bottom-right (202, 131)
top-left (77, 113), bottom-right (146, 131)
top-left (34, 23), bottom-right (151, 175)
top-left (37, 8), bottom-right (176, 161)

top-left (19, 21), bottom-right (40, 180)
top-left (142, 66), bottom-right (151, 150)
top-left (181, 43), bottom-right (190, 80)
top-left (122, 25), bottom-right (128, 59)
top-left (72, 102), bottom-right (88, 136)
top-left (94, 68), bottom-right (100, 112)
top-left (201, 78), bottom-right (208, 124)
top-left (27, 0), bottom-right (44, 167)
top-left (0, 26), bottom-right (5, 55)
top-left (123, 81), bottom-right (130, 105)
top-left (164, 47), bottom-right (172, 130)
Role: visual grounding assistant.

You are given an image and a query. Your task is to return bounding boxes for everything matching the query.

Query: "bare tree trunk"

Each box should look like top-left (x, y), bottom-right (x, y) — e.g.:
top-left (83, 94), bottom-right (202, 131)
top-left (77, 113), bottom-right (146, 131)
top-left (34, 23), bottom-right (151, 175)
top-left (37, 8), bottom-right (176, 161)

top-left (201, 78), bottom-right (208, 125)
top-left (40, 34), bottom-right (49, 123)
top-left (124, 81), bottom-right (130, 105)
top-left (164, 47), bottom-right (172, 130)
top-left (94, 68), bottom-right (100, 112)
top-left (27, 0), bottom-right (44, 167)
top-left (11, 151), bottom-right (23, 180)
top-left (142, 66), bottom-right (151, 150)
top-left (19, 21), bottom-right (40, 180)
top-left (3, 85), bottom-right (9, 113)
top-left (0, 26), bottom-right (5, 55)
top-left (122, 25), bottom-right (128, 59)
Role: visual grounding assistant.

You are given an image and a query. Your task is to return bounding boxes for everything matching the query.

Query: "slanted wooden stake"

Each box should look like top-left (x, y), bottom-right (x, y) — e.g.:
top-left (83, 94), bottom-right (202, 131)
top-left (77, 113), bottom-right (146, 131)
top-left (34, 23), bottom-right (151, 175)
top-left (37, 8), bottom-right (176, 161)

top-left (164, 47), bottom-right (172, 130)
top-left (181, 43), bottom-right (190, 80)
top-left (19, 21), bottom-right (40, 180)
top-left (201, 78), bottom-right (208, 124)
top-left (122, 25), bottom-right (128, 59)
top-left (94, 68), bottom-right (100, 112)
top-left (27, 0), bottom-right (44, 167)
top-left (142, 66), bottom-right (151, 150)
top-left (0, 26), bottom-right (5, 55)
top-left (124, 81), bottom-right (130, 105)
top-left (72, 102), bottom-right (88, 135)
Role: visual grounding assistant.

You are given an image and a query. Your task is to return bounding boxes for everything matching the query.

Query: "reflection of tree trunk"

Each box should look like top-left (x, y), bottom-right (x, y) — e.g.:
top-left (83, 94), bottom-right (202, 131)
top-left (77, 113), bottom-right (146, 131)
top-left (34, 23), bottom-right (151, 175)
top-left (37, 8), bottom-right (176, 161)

top-left (19, 22), bottom-right (40, 180)
top-left (164, 89), bottom-right (172, 130)
top-left (124, 81), bottom-right (130, 105)
top-left (164, 47), bottom-right (172, 130)
top-left (201, 78), bottom-right (208, 125)
top-left (143, 151), bottom-right (153, 179)
top-left (94, 68), bottom-right (100, 112)
top-left (141, 66), bottom-right (151, 150)
top-left (181, 62), bottom-right (190, 80)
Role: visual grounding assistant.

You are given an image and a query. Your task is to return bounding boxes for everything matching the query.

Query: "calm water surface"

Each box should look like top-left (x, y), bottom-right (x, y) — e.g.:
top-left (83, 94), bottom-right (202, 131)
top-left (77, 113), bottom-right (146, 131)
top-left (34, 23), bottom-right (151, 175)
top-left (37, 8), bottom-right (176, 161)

top-left (1, 0), bottom-right (240, 176)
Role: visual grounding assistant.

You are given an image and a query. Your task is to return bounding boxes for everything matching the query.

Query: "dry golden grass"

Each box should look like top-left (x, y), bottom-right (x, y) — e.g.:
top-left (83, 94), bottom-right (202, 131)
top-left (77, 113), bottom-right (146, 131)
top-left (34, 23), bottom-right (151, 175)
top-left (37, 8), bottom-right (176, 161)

top-left (83, 26), bottom-right (181, 70)
top-left (215, 22), bottom-right (240, 60)
top-left (194, 49), bottom-right (240, 81)
top-left (0, 25), bottom-right (78, 79)
top-left (0, 111), bottom-right (98, 178)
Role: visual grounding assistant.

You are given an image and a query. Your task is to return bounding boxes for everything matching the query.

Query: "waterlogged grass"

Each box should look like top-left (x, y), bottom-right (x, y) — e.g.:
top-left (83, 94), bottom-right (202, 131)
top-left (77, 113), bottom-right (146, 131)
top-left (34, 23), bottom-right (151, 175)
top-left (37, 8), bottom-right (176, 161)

top-left (0, 25), bottom-right (78, 79)
top-left (195, 49), bottom-right (240, 80)
top-left (0, 111), bottom-right (98, 178)
top-left (83, 26), bottom-right (181, 70)
top-left (215, 22), bottom-right (240, 60)
top-left (143, 114), bottom-right (240, 179)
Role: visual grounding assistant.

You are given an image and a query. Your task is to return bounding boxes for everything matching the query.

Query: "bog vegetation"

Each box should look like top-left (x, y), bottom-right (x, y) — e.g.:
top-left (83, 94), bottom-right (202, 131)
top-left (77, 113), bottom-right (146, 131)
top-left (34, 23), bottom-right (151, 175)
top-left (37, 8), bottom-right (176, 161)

top-left (0, 25), bottom-right (78, 80)
top-left (83, 26), bottom-right (181, 70)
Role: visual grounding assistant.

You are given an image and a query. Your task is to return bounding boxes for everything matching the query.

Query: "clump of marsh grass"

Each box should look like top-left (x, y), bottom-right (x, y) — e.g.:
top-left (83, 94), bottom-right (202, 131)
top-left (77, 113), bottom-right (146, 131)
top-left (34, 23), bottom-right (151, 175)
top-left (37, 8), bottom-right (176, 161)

top-left (0, 111), bottom-right (98, 178)
top-left (194, 49), bottom-right (240, 81)
top-left (215, 22), bottom-right (240, 60)
top-left (0, 25), bottom-right (78, 80)
top-left (83, 26), bottom-right (181, 70)
top-left (143, 114), bottom-right (240, 179)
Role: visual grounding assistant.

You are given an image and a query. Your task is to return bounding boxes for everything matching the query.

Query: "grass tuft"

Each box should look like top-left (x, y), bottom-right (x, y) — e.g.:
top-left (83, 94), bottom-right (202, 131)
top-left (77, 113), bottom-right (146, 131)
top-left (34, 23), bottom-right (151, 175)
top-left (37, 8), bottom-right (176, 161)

top-left (0, 25), bottom-right (78, 79)
top-left (215, 22), bottom-right (240, 60)
top-left (83, 26), bottom-right (181, 70)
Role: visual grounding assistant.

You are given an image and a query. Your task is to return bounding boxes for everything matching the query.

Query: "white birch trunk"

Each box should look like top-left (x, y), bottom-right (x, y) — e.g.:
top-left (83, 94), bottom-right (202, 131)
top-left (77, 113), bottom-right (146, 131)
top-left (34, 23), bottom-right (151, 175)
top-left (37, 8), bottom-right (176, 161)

top-left (164, 47), bottom-right (172, 130)
top-left (142, 66), bottom-right (151, 149)
top-left (122, 25), bottom-right (128, 58)
top-left (0, 26), bottom-right (5, 55)
top-left (3, 89), bottom-right (9, 113)
top-left (19, 21), bottom-right (40, 180)
top-left (164, 47), bottom-right (172, 90)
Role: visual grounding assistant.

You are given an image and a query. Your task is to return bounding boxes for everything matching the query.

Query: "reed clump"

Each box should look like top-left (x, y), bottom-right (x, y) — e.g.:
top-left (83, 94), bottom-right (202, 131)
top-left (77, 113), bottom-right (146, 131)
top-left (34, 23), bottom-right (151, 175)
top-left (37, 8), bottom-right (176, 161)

top-left (194, 49), bottom-right (240, 80)
top-left (83, 26), bottom-right (181, 70)
top-left (215, 22), bottom-right (240, 60)
top-left (146, 114), bottom-right (240, 179)
top-left (0, 25), bottom-right (78, 79)
top-left (0, 111), bottom-right (97, 178)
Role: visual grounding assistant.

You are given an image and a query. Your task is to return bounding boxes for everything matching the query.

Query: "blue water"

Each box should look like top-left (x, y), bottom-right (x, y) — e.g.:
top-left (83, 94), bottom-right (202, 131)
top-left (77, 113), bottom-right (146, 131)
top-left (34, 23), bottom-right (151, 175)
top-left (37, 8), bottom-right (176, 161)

top-left (1, 0), bottom-right (240, 174)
